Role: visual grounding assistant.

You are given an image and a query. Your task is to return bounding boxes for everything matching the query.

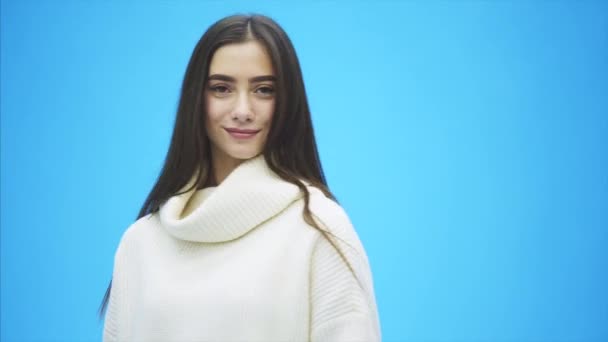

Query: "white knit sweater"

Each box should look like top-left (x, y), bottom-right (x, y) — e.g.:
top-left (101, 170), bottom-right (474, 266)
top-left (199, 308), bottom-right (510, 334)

top-left (102, 155), bottom-right (381, 342)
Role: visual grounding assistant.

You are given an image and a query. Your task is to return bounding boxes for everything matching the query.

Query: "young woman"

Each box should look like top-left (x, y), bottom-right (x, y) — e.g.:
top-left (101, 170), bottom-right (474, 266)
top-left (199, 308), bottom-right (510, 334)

top-left (100, 13), bottom-right (381, 342)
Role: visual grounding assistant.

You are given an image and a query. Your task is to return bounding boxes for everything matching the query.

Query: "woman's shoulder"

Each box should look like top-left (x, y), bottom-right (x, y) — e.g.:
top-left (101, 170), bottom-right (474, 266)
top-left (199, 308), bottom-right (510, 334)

top-left (305, 186), bottom-right (368, 258)
top-left (113, 212), bottom-right (159, 252)
top-left (305, 185), bottom-right (379, 332)
top-left (306, 187), bottom-right (350, 229)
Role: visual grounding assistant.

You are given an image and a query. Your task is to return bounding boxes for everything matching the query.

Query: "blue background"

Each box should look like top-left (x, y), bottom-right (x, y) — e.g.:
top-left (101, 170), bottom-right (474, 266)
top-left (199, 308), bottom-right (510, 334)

top-left (1, 1), bottom-right (607, 341)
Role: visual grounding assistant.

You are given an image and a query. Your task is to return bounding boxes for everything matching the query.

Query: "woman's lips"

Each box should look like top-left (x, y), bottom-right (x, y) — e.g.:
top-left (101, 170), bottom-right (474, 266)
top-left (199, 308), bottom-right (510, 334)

top-left (224, 127), bottom-right (260, 139)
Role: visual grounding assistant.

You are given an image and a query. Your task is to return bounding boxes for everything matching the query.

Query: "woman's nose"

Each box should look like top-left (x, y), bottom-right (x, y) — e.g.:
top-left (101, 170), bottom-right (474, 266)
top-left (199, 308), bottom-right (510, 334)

top-left (232, 92), bottom-right (253, 122)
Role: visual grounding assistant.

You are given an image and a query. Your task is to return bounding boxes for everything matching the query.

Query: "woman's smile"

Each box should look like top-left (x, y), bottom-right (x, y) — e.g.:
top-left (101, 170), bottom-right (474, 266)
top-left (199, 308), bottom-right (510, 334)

top-left (224, 127), bottom-right (261, 139)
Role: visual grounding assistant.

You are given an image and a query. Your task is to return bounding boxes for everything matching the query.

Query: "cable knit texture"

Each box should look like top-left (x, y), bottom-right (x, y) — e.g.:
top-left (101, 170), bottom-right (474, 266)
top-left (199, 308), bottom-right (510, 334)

top-left (103, 155), bottom-right (381, 342)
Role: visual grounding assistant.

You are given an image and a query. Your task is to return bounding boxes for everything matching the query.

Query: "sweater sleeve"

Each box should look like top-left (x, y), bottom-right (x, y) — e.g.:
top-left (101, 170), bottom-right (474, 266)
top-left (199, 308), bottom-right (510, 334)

top-left (308, 191), bottom-right (381, 342)
top-left (103, 230), bottom-right (135, 342)
top-left (310, 235), bottom-right (380, 342)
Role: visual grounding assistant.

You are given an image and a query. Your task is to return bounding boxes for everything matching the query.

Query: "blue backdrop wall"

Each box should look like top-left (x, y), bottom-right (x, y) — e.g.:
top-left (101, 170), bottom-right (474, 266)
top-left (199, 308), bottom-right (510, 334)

top-left (1, 1), bottom-right (607, 341)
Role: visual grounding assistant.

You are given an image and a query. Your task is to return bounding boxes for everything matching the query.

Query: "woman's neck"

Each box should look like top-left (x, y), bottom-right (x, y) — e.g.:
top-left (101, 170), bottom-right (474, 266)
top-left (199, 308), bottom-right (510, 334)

top-left (209, 150), bottom-right (245, 186)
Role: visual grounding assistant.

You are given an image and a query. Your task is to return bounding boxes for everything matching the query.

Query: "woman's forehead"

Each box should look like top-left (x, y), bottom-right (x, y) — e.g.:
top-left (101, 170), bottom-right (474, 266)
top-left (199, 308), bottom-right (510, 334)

top-left (208, 40), bottom-right (274, 78)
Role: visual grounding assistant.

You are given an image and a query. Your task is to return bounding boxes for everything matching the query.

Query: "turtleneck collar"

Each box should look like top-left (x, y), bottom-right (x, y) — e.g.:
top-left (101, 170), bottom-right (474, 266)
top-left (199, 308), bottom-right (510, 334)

top-left (158, 155), bottom-right (303, 243)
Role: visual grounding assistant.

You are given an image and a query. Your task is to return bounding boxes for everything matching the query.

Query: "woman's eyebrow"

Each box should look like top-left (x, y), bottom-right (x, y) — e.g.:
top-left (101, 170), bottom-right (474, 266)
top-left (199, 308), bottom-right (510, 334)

top-left (208, 74), bottom-right (276, 83)
top-left (249, 75), bottom-right (276, 83)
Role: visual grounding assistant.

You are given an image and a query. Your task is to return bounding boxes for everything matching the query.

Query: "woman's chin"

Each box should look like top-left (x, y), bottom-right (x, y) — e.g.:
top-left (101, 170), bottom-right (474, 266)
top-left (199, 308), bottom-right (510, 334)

top-left (226, 148), bottom-right (262, 161)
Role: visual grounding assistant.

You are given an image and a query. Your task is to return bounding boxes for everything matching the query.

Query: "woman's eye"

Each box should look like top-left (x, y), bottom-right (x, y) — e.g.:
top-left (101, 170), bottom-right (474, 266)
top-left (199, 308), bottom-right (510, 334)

top-left (210, 85), bottom-right (230, 93)
top-left (255, 86), bottom-right (275, 96)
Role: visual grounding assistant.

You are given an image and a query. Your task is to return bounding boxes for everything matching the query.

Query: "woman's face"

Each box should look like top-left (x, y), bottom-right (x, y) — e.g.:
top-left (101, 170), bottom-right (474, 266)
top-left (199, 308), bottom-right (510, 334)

top-left (204, 40), bottom-right (276, 167)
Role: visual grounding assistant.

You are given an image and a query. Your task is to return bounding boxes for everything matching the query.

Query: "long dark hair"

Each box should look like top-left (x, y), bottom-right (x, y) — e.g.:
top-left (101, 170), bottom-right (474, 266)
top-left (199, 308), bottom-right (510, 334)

top-left (98, 13), bottom-right (340, 320)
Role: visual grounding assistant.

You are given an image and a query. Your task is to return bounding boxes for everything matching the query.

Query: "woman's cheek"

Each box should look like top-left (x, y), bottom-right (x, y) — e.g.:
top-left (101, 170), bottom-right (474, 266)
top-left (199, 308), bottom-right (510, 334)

top-left (206, 99), bottom-right (227, 121)
top-left (253, 100), bottom-right (275, 121)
